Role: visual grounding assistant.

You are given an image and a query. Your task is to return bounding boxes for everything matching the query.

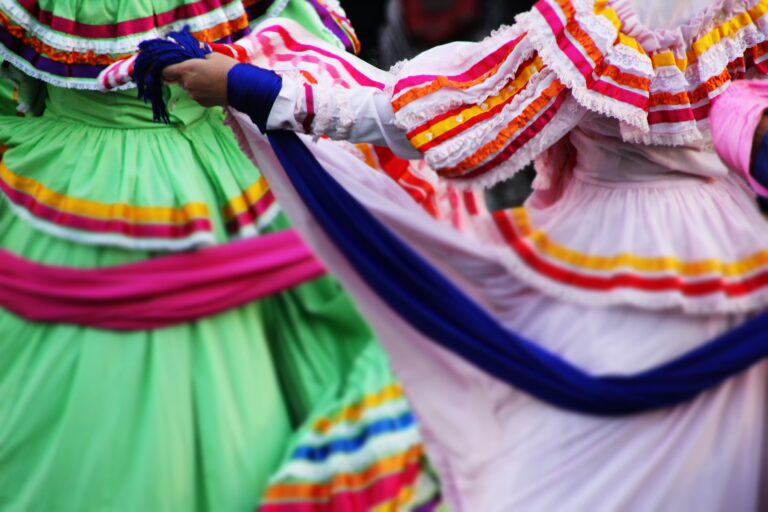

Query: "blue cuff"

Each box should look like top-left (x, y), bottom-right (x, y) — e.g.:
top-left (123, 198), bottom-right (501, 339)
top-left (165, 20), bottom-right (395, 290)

top-left (227, 64), bottom-right (283, 133)
top-left (753, 131), bottom-right (768, 190)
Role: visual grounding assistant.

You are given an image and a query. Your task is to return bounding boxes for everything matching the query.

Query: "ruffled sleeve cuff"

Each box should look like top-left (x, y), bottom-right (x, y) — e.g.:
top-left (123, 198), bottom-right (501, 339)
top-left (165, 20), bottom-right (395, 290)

top-left (227, 63), bottom-right (283, 133)
top-left (389, 0), bottom-right (768, 189)
top-left (390, 25), bottom-right (583, 190)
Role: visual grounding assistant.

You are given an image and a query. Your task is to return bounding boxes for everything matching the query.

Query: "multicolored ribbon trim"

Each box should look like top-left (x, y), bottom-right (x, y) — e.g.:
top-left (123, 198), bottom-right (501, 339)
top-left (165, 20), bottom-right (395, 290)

top-left (493, 207), bottom-right (768, 297)
top-left (260, 384), bottom-right (439, 511)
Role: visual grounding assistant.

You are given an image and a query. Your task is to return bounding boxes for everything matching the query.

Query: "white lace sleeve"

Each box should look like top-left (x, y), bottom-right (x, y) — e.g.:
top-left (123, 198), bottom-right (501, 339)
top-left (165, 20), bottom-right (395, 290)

top-left (267, 76), bottom-right (421, 160)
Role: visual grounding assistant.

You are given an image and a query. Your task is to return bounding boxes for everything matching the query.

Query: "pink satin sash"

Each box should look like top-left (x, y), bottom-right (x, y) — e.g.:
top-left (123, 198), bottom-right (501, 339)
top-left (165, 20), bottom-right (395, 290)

top-left (0, 230), bottom-right (325, 330)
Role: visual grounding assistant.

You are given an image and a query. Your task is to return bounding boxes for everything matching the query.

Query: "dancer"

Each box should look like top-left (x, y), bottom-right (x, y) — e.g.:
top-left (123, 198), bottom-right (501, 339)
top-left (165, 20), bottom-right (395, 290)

top-left (0, 1), bottom-right (435, 510)
top-left (157, 0), bottom-right (768, 509)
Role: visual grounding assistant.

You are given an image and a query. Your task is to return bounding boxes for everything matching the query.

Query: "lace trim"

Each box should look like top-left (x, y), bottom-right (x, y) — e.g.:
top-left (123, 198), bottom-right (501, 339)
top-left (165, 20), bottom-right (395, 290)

top-left (393, 25), bottom-right (529, 130)
top-left (0, 0), bottom-right (246, 54)
top-left (523, 0), bottom-right (768, 144)
top-left (620, 122), bottom-right (711, 147)
top-left (521, 8), bottom-right (650, 130)
top-left (0, 43), bottom-right (135, 90)
top-left (388, 59), bottom-right (409, 76)
top-left (334, 90), bottom-right (355, 140)
top-left (609, 0), bottom-right (748, 50)
top-left (304, 83), bottom-right (355, 140)
top-left (310, 85), bottom-right (333, 136)
top-left (434, 96), bottom-right (586, 191)
top-left (422, 70), bottom-right (557, 169)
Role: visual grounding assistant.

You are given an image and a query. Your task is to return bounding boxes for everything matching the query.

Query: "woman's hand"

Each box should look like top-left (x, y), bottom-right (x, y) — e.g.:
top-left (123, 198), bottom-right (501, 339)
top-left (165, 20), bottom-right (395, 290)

top-left (163, 53), bottom-right (239, 107)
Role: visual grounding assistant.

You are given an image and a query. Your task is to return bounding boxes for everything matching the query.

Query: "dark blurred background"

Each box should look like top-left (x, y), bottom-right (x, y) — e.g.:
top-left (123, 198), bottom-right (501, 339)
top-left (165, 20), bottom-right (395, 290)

top-left (341, 0), bottom-right (538, 208)
top-left (342, 0), bottom-right (536, 66)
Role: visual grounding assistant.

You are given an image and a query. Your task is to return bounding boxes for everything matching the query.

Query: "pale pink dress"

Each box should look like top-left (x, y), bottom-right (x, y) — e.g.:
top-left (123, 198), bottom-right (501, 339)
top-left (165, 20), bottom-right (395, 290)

top-left (225, 0), bottom-right (768, 509)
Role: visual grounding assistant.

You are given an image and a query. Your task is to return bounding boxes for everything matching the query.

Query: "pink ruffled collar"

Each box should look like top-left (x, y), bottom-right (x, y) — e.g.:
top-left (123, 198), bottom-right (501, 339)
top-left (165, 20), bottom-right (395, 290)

top-left (607, 0), bottom-right (749, 52)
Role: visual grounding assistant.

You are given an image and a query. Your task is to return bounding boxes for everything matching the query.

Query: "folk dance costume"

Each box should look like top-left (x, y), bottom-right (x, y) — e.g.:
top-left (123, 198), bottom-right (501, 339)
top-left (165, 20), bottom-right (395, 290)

top-left (0, 1), bottom-right (437, 511)
top-left (117, 0), bottom-right (768, 509)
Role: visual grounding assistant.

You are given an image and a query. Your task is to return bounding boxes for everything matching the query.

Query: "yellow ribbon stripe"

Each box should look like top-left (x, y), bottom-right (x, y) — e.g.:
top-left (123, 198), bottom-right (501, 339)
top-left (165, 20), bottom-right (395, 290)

top-left (594, 2), bottom-right (624, 34)
top-left (512, 208), bottom-right (768, 277)
top-left (617, 33), bottom-right (645, 54)
top-left (697, 0), bottom-right (768, 59)
top-left (313, 384), bottom-right (405, 434)
top-left (594, 0), bottom-right (768, 72)
top-left (651, 51), bottom-right (689, 71)
top-left (222, 175), bottom-right (271, 221)
top-left (0, 161), bottom-right (210, 223)
top-left (691, 10), bottom-right (758, 59)
top-left (409, 57), bottom-right (544, 150)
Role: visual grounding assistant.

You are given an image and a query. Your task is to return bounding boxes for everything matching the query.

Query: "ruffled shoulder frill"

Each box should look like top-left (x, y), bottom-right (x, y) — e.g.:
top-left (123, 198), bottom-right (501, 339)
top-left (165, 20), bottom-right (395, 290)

top-left (0, 0), bottom-right (358, 90)
top-left (526, 0), bottom-right (768, 144)
top-left (391, 0), bottom-right (768, 189)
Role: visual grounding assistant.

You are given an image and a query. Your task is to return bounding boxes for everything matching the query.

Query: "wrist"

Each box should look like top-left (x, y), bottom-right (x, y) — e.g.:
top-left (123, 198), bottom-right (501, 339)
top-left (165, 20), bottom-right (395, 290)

top-left (227, 64), bottom-right (283, 133)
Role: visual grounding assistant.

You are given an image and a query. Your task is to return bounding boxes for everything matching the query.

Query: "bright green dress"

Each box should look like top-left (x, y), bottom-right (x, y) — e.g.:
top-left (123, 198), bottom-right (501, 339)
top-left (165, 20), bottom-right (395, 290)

top-left (0, 1), bottom-right (436, 510)
top-left (0, 79), bottom-right (16, 117)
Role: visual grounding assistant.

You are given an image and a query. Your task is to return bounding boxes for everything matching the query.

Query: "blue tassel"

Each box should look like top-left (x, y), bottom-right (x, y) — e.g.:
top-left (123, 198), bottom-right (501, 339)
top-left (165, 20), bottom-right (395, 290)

top-left (134, 26), bottom-right (212, 123)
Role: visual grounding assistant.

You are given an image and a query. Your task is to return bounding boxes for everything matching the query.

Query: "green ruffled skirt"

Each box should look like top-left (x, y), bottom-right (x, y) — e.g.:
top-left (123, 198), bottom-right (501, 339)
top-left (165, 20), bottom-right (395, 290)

top-left (0, 82), bottom-right (430, 511)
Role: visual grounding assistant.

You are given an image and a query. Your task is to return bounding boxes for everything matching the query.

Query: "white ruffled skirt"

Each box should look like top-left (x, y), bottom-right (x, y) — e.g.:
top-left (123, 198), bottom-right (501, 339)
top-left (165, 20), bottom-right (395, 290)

top-left (238, 121), bottom-right (768, 511)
